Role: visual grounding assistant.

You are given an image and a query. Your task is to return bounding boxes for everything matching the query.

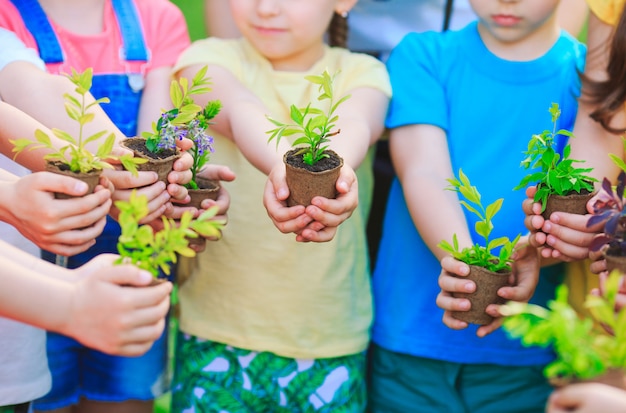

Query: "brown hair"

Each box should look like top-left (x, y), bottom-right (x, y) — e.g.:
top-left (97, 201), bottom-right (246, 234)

top-left (582, 8), bottom-right (626, 133)
top-left (327, 12), bottom-right (348, 48)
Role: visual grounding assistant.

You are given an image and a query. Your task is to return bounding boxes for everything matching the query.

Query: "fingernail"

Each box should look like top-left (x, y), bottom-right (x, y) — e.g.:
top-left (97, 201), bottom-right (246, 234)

top-left (464, 282), bottom-right (474, 292)
top-left (139, 271), bottom-right (152, 283)
top-left (543, 222), bottom-right (552, 232)
top-left (74, 181), bottom-right (88, 193)
top-left (278, 188), bottom-right (288, 199)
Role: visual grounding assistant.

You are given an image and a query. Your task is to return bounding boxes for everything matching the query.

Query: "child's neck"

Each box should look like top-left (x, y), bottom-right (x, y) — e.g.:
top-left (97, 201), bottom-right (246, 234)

top-left (478, 19), bottom-right (561, 62)
top-left (38, 0), bottom-right (106, 35)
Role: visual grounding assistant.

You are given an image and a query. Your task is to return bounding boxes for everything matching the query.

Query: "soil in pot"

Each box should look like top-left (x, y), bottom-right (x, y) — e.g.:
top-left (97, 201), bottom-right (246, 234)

top-left (120, 137), bottom-right (181, 184)
top-left (45, 160), bottom-right (101, 199)
top-left (542, 189), bottom-right (595, 220)
top-left (187, 176), bottom-right (220, 209)
top-left (451, 265), bottom-right (511, 325)
top-left (284, 148), bottom-right (343, 207)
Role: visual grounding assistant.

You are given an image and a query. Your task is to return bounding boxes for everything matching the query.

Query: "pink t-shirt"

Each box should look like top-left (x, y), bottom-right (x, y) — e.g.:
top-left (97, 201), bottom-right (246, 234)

top-left (0, 0), bottom-right (190, 75)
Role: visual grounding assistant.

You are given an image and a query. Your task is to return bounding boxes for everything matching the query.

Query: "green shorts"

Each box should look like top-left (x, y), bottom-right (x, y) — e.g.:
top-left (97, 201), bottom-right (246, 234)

top-left (368, 344), bottom-right (552, 413)
top-left (171, 332), bottom-right (366, 412)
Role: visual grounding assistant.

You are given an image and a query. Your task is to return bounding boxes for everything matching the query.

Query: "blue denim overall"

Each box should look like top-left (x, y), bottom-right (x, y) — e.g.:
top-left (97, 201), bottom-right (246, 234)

top-left (10, 0), bottom-right (147, 269)
top-left (10, 0), bottom-right (169, 405)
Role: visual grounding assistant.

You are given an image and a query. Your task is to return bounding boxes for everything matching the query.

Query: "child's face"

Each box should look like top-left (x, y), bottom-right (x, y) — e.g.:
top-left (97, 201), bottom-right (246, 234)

top-left (470, 0), bottom-right (561, 58)
top-left (229, 0), bottom-right (354, 71)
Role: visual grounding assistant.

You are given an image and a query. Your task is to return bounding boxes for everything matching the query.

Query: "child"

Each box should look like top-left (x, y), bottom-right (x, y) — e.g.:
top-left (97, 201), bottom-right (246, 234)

top-left (0, 29), bottom-right (173, 412)
top-left (0, 1), bottom-right (190, 411)
top-left (371, 0), bottom-right (585, 412)
top-left (171, 0), bottom-right (390, 410)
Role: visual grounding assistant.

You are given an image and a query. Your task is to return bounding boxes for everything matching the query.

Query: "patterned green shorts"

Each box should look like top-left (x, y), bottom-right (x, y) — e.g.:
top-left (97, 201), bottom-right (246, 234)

top-left (171, 332), bottom-right (366, 413)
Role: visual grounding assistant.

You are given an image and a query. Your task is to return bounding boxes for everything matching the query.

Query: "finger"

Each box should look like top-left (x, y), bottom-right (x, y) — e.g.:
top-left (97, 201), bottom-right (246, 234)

top-left (590, 259), bottom-right (607, 275)
top-left (42, 240), bottom-right (96, 256)
top-left (43, 216), bottom-right (108, 246)
top-left (436, 292), bottom-right (471, 312)
top-left (198, 165), bottom-right (236, 182)
top-left (163, 205), bottom-right (198, 220)
top-left (36, 173), bottom-right (91, 197)
top-left (166, 182), bottom-right (190, 200)
top-left (438, 273), bottom-right (475, 294)
top-left (441, 310), bottom-right (469, 330)
top-left (103, 170), bottom-right (158, 190)
top-left (173, 151), bottom-right (193, 171)
top-left (476, 317), bottom-right (502, 338)
top-left (304, 203), bottom-right (350, 228)
top-left (109, 341), bottom-right (155, 357)
top-left (298, 226), bottom-right (337, 242)
top-left (440, 256), bottom-right (470, 276)
top-left (55, 198), bottom-right (112, 233)
top-left (120, 297), bottom-right (171, 328)
top-left (175, 137), bottom-right (193, 151)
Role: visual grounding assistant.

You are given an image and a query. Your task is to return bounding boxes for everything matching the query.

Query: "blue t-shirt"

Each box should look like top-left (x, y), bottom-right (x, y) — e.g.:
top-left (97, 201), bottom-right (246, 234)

top-left (373, 21), bottom-right (586, 366)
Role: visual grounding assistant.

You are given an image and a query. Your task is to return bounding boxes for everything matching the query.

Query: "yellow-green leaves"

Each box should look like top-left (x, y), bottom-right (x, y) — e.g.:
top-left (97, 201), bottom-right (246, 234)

top-left (11, 68), bottom-right (143, 175)
top-left (115, 190), bottom-right (225, 277)
top-left (515, 103), bottom-right (596, 211)
top-left (502, 271), bottom-right (626, 382)
top-left (266, 69), bottom-right (350, 166)
top-left (437, 168), bottom-right (520, 272)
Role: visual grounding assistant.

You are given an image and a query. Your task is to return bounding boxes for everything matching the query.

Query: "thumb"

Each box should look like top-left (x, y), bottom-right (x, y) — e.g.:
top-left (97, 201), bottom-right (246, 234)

top-left (548, 386), bottom-right (583, 409)
top-left (269, 165), bottom-right (289, 201)
top-left (93, 264), bottom-right (154, 287)
top-left (39, 172), bottom-right (89, 196)
top-left (336, 166), bottom-right (355, 194)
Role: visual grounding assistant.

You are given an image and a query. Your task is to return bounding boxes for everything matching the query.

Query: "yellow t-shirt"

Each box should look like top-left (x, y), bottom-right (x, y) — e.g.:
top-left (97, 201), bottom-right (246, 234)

top-left (173, 38), bottom-right (391, 359)
top-left (587, 0), bottom-right (624, 25)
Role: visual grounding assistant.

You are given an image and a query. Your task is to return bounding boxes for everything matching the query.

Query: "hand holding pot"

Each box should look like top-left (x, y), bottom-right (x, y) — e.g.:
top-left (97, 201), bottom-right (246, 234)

top-left (523, 185), bottom-right (600, 261)
top-left (64, 254), bottom-right (172, 356)
top-left (0, 171), bottom-right (111, 256)
top-left (264, 163), bottom-right (358, 243)
top-left (437, 243), bottom-right (541, 337)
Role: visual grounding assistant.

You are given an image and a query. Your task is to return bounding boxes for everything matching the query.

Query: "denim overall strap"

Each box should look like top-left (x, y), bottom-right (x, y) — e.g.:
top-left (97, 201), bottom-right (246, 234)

top-left (8, 0), bottom-right (63, 64)
top-left (111, 0), bottom-right (148, 62)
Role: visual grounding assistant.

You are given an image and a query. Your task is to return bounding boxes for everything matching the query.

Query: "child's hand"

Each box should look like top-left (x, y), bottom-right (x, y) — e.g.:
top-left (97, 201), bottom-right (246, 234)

top-left (547, 382), bottom-right (626, 413)
top-left (64, 254), bottom-right (172, 356)
top-left (166, 151), bottom-right (193, 202)
top-left (2, 172), bottom-right (111, 256)
top-left (436, 243), bottom-right (540, 338)
top-left (298, 165), bottom-right (358, 242)
top-left (524, 186), bottom-right (600, 261)
top-left (106, 170), bottom-right (171, 224)
top-left (263, 163), bottom-right (313, 237)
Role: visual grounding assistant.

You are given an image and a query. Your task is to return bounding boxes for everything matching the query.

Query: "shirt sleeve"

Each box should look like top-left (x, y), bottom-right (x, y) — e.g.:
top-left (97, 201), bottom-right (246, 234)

top-left (137, 0), bottom-right (191, 69)
top-left (385, 32), bottom-right (448, 131)
top-left (0, 28), bottom-right (45, 71)
top-left (587, 0), bottom-right (625, 26)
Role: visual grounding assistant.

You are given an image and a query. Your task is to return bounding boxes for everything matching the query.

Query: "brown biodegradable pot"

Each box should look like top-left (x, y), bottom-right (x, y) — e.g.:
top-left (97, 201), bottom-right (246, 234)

top-left (542, 190), bottom-right (596, 220)
top-left (551, 368), bottom-right (626, 390)
top-left (120, 137), bottom-right (181, 184)
top-left (451, 265), bottom-right (511, 325)
top-left (284, 148), bottom-right (344, 207)
top-left (187, 176), bottom-right (220, 209)
top-left (45, 160), bottom-right (101, 199)
top-left (604, 250), bottom-right (626, 275)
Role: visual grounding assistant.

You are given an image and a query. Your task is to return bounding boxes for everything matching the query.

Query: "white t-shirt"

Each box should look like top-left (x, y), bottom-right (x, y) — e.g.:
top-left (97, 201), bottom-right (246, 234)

top-left (0, 28), bottom-right (52, 406)
top-left (348, 0), bottom-right (476, 60)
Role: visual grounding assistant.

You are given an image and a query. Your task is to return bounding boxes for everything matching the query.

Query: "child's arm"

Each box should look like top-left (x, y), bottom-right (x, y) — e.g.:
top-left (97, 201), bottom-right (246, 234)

top-left (177, 63), bottom-right (289, 175)
top-left (0, 244), bottom-right (171, 357)
top-left (390, 123), bottom-right (472, 257)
